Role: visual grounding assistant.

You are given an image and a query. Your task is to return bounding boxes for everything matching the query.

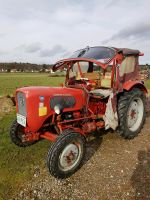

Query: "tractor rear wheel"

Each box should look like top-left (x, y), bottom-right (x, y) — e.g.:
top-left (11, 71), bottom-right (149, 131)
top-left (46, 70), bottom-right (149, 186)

top-left (117, 89), bottom-right (146, 139)
top-left (47, 129), bottom-right (86, 179)
top-left (10, 119), bottom-right (36, 147)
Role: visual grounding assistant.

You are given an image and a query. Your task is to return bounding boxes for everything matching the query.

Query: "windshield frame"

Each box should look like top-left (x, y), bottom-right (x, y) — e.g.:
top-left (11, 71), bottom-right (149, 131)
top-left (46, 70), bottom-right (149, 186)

top-left (53, 56), bottom-right (115, 72)
top-left (69, 46), bottom-right (116, 61)
top-left (52, 47), bottom-right (117, 72)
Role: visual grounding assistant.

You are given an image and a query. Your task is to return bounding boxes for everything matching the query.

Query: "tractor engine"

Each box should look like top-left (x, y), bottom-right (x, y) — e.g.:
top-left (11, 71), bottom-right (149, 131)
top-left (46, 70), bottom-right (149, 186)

top-left (88, 97), bottom-right (106, 115)
top-left (60, 97), bottom-right (106, 134)
top-left (61, 111), bottom-right (81, 121)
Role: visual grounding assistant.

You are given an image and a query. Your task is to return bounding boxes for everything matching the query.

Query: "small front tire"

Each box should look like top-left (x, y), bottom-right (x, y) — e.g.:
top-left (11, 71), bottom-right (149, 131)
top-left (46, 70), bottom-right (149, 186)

top-left (47, 129), bottom-right (86, 179)
top-left (10, 119), bottom-right (36, 147)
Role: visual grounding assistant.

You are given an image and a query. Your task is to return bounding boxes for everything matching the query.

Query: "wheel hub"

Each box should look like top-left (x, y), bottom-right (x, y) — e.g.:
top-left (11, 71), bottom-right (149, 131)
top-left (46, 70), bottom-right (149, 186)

top-left (59, 143), bottom-right (81, 171)
top-left (127, 97), bottom-right (144, 132)
top-left (130, 109), bottom-right (137, 119)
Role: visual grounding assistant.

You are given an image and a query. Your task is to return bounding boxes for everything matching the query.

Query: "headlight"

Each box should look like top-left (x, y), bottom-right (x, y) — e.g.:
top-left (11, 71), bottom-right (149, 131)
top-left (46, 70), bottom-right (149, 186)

top-left (54, 105), bottom-right (63, 115)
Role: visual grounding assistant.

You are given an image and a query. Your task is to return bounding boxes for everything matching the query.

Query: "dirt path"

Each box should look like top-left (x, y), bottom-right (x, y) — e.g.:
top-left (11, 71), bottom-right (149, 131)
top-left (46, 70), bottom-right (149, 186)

top-left (14, 116), bottom-right (150, 200)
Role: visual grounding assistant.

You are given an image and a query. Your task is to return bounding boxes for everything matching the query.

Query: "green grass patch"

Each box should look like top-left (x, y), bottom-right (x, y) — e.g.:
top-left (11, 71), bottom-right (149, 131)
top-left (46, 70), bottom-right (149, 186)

top-left (0, 73), bottom-right (66, 199)
top-left (145, 80), bottom-right (150, 89)
top-left (0, 73), bottom-right (65, 96)
top-left (0, 113), bottom-right (50, 200)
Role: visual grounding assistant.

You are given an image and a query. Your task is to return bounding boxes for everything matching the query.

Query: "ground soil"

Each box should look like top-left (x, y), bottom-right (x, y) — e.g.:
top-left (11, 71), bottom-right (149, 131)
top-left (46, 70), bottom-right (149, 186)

top-left (13, 114), bottom-right (150, 200)
top-left (0, 96), bottom-right (14, 114)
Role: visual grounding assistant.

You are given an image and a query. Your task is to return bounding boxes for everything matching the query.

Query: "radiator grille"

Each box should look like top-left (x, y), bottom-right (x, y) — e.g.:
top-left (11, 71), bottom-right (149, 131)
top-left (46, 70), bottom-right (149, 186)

top-left (17, 92), bottom-right (26, 116)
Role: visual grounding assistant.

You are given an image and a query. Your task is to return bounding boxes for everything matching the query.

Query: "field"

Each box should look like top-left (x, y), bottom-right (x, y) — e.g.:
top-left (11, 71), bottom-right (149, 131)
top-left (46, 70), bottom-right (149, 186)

top-left (0, 73), bottom-right (65, 200)
top-left (0, 73), bottom-right (150, 200)
top-left (0, 73), bottom-right (64, 96)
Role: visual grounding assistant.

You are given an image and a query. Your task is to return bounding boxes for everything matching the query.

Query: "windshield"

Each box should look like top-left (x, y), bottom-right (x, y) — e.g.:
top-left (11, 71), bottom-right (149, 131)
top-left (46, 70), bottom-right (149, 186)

top-left (69, 46), bottom-right (116, 63)
top-left (69, 62), bottom-right (89, 79)
top-left (67, 61), bottom-right (112, 89)
top-left (68, 61), bottom-right (102, 80)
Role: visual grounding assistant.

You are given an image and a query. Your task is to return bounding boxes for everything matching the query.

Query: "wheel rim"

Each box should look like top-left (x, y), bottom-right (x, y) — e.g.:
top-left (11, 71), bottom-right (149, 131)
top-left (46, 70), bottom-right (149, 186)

top-left (127, 97), bottom-right (144, 132)
top-left (59, 141), bottom-right (82, 172)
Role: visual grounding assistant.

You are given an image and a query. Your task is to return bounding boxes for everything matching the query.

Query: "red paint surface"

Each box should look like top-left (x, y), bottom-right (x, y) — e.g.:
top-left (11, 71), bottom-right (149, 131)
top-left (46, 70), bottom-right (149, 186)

top-left (16, 86), bottom-right (86, 132)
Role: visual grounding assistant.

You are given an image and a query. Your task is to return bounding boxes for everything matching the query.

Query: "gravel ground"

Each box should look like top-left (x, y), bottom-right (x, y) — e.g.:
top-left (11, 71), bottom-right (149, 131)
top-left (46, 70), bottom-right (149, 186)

top-left (12, 116), bottom-right (150, 200)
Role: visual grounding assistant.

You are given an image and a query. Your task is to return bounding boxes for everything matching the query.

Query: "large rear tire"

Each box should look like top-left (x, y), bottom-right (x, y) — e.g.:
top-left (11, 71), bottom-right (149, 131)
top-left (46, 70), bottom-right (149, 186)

top-left (117, 89), bottom-right (146, 139)
top-left (10, 119), bottom-right (36, 147)
top-left (47, 129), bottom-right (86, 179)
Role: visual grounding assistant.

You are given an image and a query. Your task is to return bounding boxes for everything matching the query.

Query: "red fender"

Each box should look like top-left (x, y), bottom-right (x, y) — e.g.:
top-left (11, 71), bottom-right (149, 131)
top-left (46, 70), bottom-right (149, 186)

top-left (123, 81), bottom-right (148, 94)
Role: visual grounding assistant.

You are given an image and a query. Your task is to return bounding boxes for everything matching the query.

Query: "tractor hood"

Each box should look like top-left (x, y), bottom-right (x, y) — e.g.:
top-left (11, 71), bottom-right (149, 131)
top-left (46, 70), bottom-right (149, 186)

top-left (16, 86), bottom-right (85, 97)
top-left (16, 86), bottom-right (86, 132)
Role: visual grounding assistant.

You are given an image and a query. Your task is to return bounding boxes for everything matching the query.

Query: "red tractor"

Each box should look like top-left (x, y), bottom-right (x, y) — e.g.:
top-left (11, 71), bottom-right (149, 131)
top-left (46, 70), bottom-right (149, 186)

top-left (10, 46), bottom-right (148, 179)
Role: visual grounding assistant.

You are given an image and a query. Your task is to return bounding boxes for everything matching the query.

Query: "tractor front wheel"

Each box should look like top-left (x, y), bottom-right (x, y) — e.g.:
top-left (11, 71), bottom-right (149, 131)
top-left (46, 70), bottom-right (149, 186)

top-left (47, 129), bottom-right (86, 179)
top-left (10, 119), bottom-right (36, 147)
top-left (117, 89), bottom-right (146, 139)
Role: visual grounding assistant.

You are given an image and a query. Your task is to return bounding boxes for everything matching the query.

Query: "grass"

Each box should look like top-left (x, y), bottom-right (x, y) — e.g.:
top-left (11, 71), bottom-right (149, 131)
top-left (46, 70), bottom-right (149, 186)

top-left (145, 80), bottom-right (150, 89)
top-left (0, 112), bottom-right (50, 200)
top-left (0, 73), bottom-right (65, 96)
top-left (0, 73), bottom-right (65, 200)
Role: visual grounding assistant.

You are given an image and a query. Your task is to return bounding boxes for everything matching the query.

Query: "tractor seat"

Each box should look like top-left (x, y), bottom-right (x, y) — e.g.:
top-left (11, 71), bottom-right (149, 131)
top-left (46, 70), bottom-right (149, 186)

top-left (90, 89), bottom-right (112, 98)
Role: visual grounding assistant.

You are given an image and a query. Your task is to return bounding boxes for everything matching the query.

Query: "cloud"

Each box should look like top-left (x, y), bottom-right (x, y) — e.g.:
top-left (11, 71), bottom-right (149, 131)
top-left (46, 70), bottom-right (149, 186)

top-left (105, 0), bottom-right (121, 8)
top-left (15, 43), bottom-right (42, 53)
top-left (0, 33), bottom-right (6, 37)
top-left (25, 43), bottom-right (42, 53)
top-left (0, 0), bottom-right (150, 63)
top-left (103, 21), bottom-right (150, 44)
top-left (40, 45), bottom-right (67, 57)
top-left (0, 50), bottom-right (8, 55)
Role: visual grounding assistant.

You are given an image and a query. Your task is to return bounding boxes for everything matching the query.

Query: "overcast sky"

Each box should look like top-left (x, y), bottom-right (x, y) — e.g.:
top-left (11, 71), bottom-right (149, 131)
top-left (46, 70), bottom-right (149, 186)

top-left (0, 0), bottom-right (150, 64)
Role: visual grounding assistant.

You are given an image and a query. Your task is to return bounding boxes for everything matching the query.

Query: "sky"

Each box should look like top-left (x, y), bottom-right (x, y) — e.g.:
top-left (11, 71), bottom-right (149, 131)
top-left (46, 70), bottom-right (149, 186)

top-left (0, 0), bottom-right (150, 64)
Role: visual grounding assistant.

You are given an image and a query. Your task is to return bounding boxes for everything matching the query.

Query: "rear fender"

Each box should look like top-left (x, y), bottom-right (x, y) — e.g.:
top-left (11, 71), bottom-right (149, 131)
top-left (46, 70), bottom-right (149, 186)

top-left (123, 81), bottom-right (148, 94)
